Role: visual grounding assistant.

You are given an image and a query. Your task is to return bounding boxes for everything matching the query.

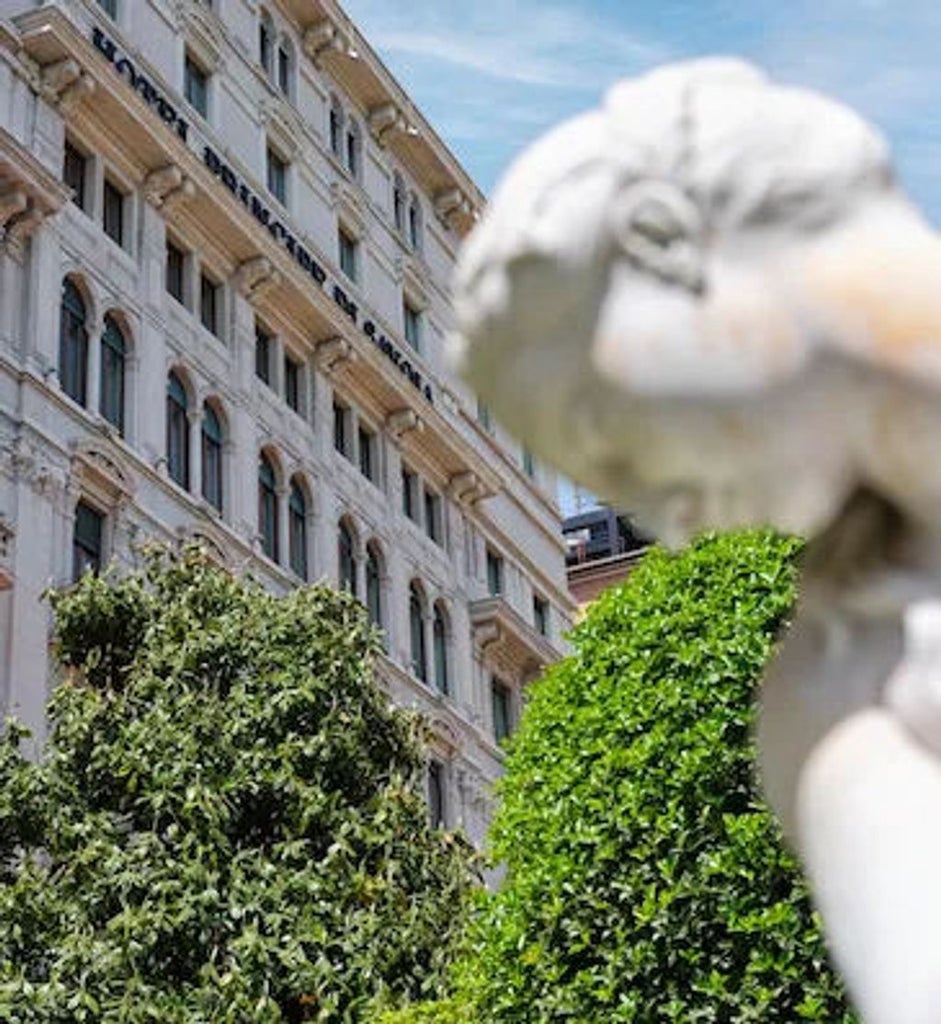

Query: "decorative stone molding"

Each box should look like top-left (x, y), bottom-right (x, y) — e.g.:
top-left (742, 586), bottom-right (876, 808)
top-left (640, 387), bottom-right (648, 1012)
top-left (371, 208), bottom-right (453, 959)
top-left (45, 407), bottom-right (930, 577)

top-left (39, 58), bottom-right (94, 111)
top-left (143, 165), bottom-right (195, 210)
top-left (302, 18), bottom-right (351, 64)
top-left (315, 335), bottom-right (356, 373)
top-left (448, 471), bottom-right (487, 506)
top-left (70, 442), bottom-right (134, 506)
top-left (3, 204), bottom-right (46, 259)
top-left (0, 189), bottom-right (27, 225)
top-left (330, 181), bottom-right (367, 236)
top-left (367, 102), bottom-right (412, 146)
top-left (234, 256), bottom-right (281, 301)
top-left (434, 187), bottom-right (475, 230)
top-left (386, 407), bottom-right (423, 439)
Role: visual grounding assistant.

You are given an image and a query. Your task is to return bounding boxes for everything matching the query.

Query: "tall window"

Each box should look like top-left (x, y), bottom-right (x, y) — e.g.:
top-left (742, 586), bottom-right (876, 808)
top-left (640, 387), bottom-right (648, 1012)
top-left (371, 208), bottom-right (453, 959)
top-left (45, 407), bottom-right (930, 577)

top-left (72, 500), bottom-right (103, 581)
top-left (403, 300), bottom-right (421, 351)
top-left (424, 490), bottom-right (442, 545)
top-left (166, 240), bottom-right (185, 304)
top-left (345, 119), bottom-right (361, 178)
top-left (366, 542), bottom-right (382, 628)
top-left (63, 140), bottom-right (87, 211)
top-left (289, 478), bottom-right (308, 580)
top-left (428, 761), bottom-right (445, 829)
top-left (258, 10), bottom-right (273, 73)
top-left (409, 581), bottom-right (427, 683)
top-left (486, 549), bottom-right (504, 597)
top-left (338, 520), bottom-right (356, 595)
top-left (522, 446), bottom-right (536, 479)
top-left (284, 354), bottom-right (300, 412)
top-left (267, 145), bottom-right (287, 205)
top-left (433, 604), bottom-right (449, 696)
top-left (402, 467), bottom-right (418, 522)
top-left (476, 396), bottom-right (493, 433)
top-left (200, 272), bottom-right (220, 337)
top-left (166, 371), bottom-right (189, 488)
top-left (184, 53), bottom-right (208, 118)
top-left (333, 400), bottom-right (352, 459)
top-left (99, 314), bottom-right (126, 434)
top-left (392, 173), bottom-right (406, 233)
top-left (255, 323), bottom-right (272, 384)
top-left (329, 97), bottom-right (343, 159)
top-left (102, 179), bottom-right (125, 247)
top-left (338, 227), bottom-right (357, 282)
top-left (97, 0), bottom-right (117, 18)
top-left (201, 402), bottom-right (223, 512)
top-left (533, 595), bottom-right (549, 637)
top-left (59, 279), bottom-right (88, 406)
top-left (408, 193), bottom-right (422, 251)
top-left (492, 679), bottom-right (512, 742)
top-left (258, 452), bottom-right (279, 562)
top-left (358, 425), bottom-right (375, 482)
top-left (277, 39), bottom-right (292, 97)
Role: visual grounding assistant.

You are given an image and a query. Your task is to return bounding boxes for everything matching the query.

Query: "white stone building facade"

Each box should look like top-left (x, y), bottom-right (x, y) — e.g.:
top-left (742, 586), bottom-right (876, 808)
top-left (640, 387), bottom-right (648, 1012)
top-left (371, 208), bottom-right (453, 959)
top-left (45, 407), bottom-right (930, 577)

top-left (0, 0), bottom-right (574, 847)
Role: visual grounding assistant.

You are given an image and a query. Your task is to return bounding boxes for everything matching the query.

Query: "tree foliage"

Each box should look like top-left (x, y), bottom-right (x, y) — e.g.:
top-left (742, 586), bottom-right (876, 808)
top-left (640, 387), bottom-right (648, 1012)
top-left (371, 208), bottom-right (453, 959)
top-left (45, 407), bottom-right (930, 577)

top-left (386, 531), bottom-right (856, 1023)
top-left (0, 548), bottom-right (477, 1022)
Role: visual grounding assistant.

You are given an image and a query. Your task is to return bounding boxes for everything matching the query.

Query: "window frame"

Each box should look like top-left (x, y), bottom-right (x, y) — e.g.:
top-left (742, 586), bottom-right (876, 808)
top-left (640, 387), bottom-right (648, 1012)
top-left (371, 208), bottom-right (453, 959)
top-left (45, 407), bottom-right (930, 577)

top-left (184, 51), bottom-right (209, 119)
top-left (201, 402), bottom-right (224, 513)
top-left (99, 314), bottom-right (126, 435)
top-left (491, 678), bottom-right (513, 742)
top-left (486, 548), bottom-right (504, 597)
top-left (409, 581), bottom-right (428, 683)
top-left (337, 225), bottom-right (358, 283)
top-left (288, 478), bottom-right (308, 580)
top-left (258, 452), bottom-right (279, 563)
top-left (63, 139), bottom-right (88, 212)
top-left (266, 143), bottom-right (288, 206)
top-left (59, 278), bottom-right (88, 407)
top-left (102, 177), bottom-right (126, 248)
top-left (199, 270), bottom-right (222, 338)
top-left (166, 370), bottom-right (190, 490)
top-left (72, 499), bottom-right (105, 581)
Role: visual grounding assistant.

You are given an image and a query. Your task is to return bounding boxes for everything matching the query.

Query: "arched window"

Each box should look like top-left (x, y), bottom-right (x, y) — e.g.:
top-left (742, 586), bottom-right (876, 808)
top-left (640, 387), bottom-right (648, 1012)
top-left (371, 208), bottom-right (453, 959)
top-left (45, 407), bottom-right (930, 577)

top-left (338, 519), bottom-right (357, 595)
top-left (100, 314), bottom-right (126, 434)
top-left (345, 117), bottom-right (361, 179)
top-left (258, 451), bottom-right (279, 562)
top-left (289, 477), bottom-right (308, 580)
top-left (433, 603), bottom-right (450, 696)
top-left (166, 371), bottom-right (189, 488)
top-left (409, 581), bottom-right (427, 683)
top-left (329, 96), bottom-right (344, 159)
top-left (392, 173), bottom-right (406, 234)
top-left (259, 9), bottom-right (274, 74)
top-left (201, 402), bottom-right (224, 512)
top-left (59, 278), bottom-right (88, 405)
top-left (365, 541), bottom-right (382, 628)
top-left (408, 193), bottom-right (423, 251)
top-left (276, 35), bottom-right (294, 98)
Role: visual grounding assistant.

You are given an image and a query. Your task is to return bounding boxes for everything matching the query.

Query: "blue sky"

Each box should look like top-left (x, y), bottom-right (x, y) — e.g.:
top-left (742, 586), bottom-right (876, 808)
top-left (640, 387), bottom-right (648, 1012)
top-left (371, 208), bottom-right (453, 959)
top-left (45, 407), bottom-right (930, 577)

top-left (344, 0), bottom-right (941, 225)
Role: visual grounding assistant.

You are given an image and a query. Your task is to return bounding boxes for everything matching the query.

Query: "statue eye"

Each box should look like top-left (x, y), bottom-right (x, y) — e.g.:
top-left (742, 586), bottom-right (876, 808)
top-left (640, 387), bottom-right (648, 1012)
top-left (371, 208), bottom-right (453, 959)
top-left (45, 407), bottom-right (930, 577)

top-left (628, 198), bottom-right (688, 247)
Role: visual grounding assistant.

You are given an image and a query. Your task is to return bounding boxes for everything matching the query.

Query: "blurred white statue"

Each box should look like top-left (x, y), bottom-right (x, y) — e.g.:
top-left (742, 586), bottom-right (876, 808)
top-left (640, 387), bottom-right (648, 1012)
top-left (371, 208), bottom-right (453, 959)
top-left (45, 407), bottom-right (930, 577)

top-left (452, 58), bottom-right (941, 1024)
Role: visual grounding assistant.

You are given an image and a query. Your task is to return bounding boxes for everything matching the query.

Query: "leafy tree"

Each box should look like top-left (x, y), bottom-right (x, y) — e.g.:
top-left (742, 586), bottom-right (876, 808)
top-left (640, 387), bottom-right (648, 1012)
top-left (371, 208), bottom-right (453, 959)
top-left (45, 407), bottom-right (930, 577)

top-left (385, 531), bottom-right (856, 1023)
top-left (0, 548), bottom-right (476, 1022)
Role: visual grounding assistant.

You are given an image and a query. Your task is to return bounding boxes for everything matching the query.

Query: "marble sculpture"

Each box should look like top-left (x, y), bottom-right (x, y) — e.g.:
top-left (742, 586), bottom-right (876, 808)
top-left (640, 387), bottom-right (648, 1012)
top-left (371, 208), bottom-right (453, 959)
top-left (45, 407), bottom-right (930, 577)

top-left (451, 58), bottom-right (941, 1023)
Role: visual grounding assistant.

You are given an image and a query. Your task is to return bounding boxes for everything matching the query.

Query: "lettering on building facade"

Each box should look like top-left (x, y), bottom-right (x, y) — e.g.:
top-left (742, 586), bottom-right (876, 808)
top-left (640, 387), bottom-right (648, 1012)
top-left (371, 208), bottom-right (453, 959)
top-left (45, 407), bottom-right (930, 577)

top-left (92, 29), bottom-right (434, 404)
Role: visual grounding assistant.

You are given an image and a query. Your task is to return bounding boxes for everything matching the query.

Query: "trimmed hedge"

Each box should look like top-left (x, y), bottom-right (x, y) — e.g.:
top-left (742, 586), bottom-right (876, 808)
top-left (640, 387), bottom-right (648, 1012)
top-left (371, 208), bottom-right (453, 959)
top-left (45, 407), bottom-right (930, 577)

top-left (385, 531), bottom-right (856, 1023)
top-left (0, 548), bottom-right (477, 1022)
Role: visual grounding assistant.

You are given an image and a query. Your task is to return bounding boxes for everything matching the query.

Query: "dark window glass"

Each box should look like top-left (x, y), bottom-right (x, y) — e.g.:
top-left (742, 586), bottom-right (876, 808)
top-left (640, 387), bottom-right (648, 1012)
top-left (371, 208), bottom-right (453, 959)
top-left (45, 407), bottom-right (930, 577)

top-left (166, 240), bottom-right (185, 303)
top-left (487, 549), bottom-right (504, 596)
top-left (403, 301), bottom-right (421, 350)
top-left (284, 355), bottom-right (300, 412)
top-left (358, 426), bottom-right (374, 481)
top-left (72, 500), bottom-right (103, 581)
top-left (184, 54), bottom-right (208, 117)
top-left (338, 227), bottom-right (357, 282)
top-left (492, 679), bottom-right (512, 742)
top-left (167, 371), bottom-right (189, 489)
top-left (428, 761), bottom-right (444, 828)
top-left (289, 479), bottom-right (307, 580)
top-left (267, 146), bottom-right (286, 205)
top-left (333, 400), bottom-right (350, 457)
top-left (277, 44), bottom-right (290, 95)
top-left (338, 521), bottom-right (356, 595)
top-left (366, 544), bottom-right (382, 628)
top-left (345, 125), bottom-right (359, 177)
top-left (522, 446), bottom-right (536, 478)
top-left (533, 595), bottom-right (549, 637)
top-left (258, 453), bottom-right (279, 562)
top-left (59, 279), bottom-right (88, 406)
top-left (200, 273), bottom-right (220, 336)
top-left (424, 490), bottom-right (441, 544)
top-left (393, 176), bottom-right (405, 233)
top-left (63, 141), bottom-right (86, 211)
top-left (97, 0), bottom-right (117, 18)
top-left (477, 397), bottom-right (492, 432)
top-left (329, 102), bottom-right (343, 157)
top-left (100, 315), bottom-right (126, 434)
top-left (402, 467), bottom-right (417, 521)
top-left (259, 16), bottom-right (272, 72)
top-left (255, 324), bottom-right (271, 384)
top-left (409, 582), bottom-right (427, 682)
top-left (408, 197), bottom-right (421, 250)
top-left (102, 179), bottom-right (124, 246)
top-left (433, 605), bottom-right (449, 696)
top-left (201, 403), bottom-right (223, 512)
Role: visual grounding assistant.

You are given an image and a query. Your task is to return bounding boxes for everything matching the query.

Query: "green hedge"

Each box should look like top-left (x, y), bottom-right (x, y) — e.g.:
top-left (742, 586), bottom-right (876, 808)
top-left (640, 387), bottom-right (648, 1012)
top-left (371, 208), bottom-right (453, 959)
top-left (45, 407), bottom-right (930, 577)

top-left (384, 531), bottom-right (856, 1023)
top-left (0, 548), bottom-right (477, 1022)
